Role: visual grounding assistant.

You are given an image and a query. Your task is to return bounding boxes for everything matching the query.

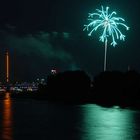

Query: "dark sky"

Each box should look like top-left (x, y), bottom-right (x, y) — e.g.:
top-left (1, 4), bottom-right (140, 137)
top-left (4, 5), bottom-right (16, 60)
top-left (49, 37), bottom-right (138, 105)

top-left (0, 0), bottom-right (139, 82)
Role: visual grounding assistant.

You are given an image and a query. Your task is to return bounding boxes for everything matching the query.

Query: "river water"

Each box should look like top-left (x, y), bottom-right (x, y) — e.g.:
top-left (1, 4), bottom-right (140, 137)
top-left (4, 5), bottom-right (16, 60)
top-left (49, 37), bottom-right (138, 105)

top-left (0, 92), bottom-right (140, 140)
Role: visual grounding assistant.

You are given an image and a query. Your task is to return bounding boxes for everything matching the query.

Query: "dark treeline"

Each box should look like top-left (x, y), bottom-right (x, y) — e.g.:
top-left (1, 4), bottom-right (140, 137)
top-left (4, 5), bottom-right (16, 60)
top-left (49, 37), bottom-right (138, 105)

top-left (37, 70), bottom-right (140, 109)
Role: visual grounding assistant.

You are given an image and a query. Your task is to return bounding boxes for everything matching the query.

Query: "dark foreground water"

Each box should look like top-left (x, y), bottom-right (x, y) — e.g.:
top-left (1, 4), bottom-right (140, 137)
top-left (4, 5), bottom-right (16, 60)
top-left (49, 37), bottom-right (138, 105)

top-left (1, 93), bottom-right (140, 140)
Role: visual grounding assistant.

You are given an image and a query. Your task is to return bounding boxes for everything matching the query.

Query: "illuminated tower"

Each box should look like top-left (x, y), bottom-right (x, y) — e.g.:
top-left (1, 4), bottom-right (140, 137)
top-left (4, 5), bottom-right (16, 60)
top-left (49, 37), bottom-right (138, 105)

top-left (6, 51), bottom-right (9, 83)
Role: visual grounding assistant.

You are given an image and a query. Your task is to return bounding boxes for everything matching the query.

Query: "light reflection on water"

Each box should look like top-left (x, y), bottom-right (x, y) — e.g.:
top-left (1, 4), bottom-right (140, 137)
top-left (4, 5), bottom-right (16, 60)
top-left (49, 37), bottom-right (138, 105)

top-left (81, 104), bottom-right (139, 140)
top-left (1, 92), bottom-right (13, 140)
top-left (0, 94), bottom-right (140, 140)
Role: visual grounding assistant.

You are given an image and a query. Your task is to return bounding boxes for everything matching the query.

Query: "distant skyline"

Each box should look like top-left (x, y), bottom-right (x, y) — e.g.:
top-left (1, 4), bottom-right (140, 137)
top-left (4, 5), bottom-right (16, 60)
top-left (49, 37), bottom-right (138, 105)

top-left (0, 0), bottom-right (139, 82)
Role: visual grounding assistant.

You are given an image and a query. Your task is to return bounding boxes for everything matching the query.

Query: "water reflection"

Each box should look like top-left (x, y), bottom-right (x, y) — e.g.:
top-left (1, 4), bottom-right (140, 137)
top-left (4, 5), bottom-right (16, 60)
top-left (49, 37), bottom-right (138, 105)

top-left (1, 92), bottom-right (13, 140)
top-left (1, 94), bottom-right (140, 140)
top-left (81, 104), bottom-right (136, 140)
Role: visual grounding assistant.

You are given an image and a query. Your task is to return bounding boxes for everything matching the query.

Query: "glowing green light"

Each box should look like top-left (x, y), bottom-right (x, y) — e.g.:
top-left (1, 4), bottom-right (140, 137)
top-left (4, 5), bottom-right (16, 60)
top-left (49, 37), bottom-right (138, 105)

top-left (84, 6), bottom-right (129, 47)
top-left (83, 6), bottom-right (129, 71)
top-left (81, 104), bottom-right (134, 140)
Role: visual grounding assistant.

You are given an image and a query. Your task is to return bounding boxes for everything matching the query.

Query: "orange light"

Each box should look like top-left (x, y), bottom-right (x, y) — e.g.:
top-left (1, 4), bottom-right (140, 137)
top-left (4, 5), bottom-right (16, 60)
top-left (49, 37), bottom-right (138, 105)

top-left (6, 51), bottom-right (9, 83)
top-left (1, 92), bottom-right (13, 140)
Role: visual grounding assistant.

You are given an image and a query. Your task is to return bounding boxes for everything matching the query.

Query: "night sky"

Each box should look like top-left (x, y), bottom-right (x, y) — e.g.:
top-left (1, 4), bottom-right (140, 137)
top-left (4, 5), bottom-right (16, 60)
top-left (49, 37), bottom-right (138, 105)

top-left (0, 0), bottom-right (138, 82)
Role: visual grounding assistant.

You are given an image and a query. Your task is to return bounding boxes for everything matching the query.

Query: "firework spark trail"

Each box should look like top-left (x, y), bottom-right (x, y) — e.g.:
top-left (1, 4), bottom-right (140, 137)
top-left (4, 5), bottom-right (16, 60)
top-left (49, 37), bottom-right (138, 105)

top-left (83, 6), bottom-right (129, 71)
top-left (83, 6), bottom-right (129, 47)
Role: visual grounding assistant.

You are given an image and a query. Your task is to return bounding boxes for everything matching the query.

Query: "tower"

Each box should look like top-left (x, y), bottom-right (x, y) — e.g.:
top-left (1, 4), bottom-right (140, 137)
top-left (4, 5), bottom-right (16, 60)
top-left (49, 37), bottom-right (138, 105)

top-left (6, 51), bottom-right (9, 83)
